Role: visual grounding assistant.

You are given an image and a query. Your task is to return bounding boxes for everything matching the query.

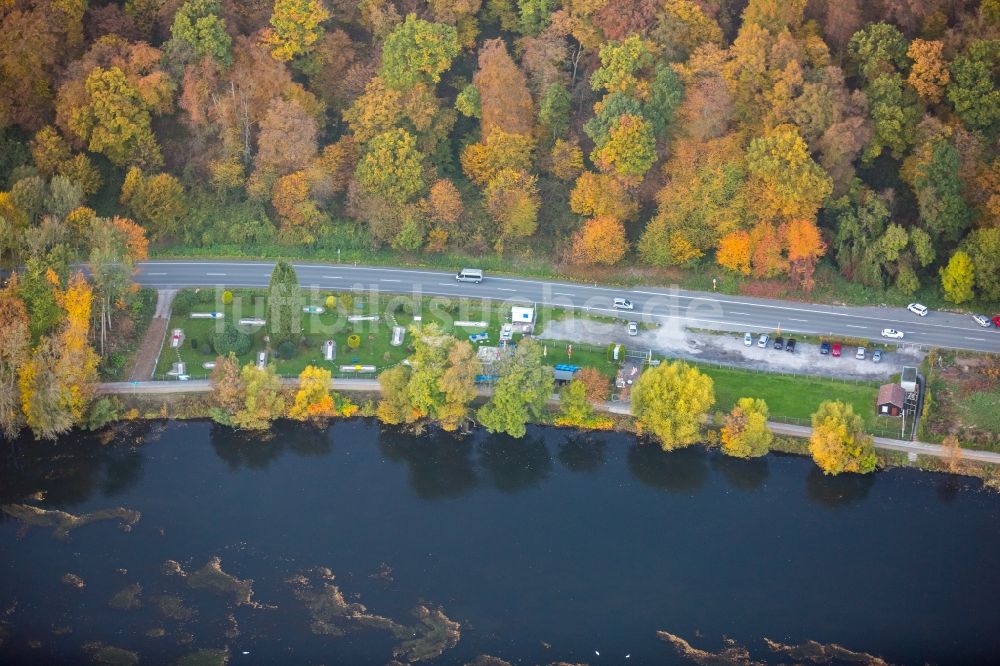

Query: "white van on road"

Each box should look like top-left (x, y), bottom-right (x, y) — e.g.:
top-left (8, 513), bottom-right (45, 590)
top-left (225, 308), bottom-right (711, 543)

top-left (613, 297), bottom-right (634, 310)
top-left (456, 268), bottom-right (483, 283)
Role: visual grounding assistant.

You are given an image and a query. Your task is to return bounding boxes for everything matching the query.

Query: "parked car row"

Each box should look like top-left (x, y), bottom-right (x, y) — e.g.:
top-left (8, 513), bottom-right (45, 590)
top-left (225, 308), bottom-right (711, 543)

top-left (819, 341), bottom-right (884, 362)
top-left (745, 333), bottom-right (798, 353)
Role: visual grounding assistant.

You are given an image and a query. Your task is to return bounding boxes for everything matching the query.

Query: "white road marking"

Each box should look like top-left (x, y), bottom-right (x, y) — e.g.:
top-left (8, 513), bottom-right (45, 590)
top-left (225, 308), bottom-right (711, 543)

top-left (788, 318), bottom-right (808, 322)
top-left (322, 275), bottom-right (341, 279)
top-left (206, 272), bottom-right (226, 276)
top-left (438, 282), bottom-right (455, 286)
top-left (497, 288), bottom-right (516, 292)
top-left (730, 311), bottom-right (750, 316)
top-left (381, 279), bottom-right (401, 282)
top-left (966, 337), bottom-right (987, 341)
top-left (846, 324), bottom-right (866, 329)
top-left (145, 272), bottom-right (166, 275)
top-left (555, 292), bottom-right (575, 297)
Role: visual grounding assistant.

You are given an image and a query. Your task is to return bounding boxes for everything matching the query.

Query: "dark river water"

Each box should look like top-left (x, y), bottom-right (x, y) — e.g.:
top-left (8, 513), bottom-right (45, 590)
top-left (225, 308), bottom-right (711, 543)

top-left (1, 419), bottom-right (999, 665)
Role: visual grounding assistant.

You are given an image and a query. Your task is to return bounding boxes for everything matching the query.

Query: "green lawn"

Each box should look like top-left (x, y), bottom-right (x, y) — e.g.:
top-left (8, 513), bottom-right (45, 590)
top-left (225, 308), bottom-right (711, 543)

top-left (698, 364), bottom-right (883, 430)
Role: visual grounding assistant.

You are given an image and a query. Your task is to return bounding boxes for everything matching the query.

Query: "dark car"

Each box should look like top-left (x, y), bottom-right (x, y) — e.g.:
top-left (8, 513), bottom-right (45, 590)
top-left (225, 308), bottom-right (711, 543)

top-left (773, 336), bottom-right (784, 350)
top-left (820, 341), bottom-right (831, 355)
top-left (785, 338), bottom-right (796, 353)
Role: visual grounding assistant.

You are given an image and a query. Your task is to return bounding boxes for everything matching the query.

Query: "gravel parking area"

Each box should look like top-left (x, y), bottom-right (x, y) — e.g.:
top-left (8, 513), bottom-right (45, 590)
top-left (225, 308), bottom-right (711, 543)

top-left (540, 317), bottom-right (925, 381)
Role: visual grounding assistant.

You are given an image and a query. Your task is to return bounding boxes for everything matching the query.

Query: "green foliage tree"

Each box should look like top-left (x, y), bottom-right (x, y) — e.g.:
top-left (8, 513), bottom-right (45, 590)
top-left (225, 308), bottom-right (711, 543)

top-left (455, 84), bottom-right (481, 118)
top-left (538, 83), bottom-right (571, 140)
top-left (232, 362), bottom-right (285, 430)
top-left (863, 74), bottom-right (920, 161)
top-left (720, 397), bottom-right (772, 458)
top-left (169, 0), bottom-right (233, 66)
top-left (963, 228), bottom-right (1000, 302)
top-left (119, 168), bottom-right (186, 240)
top-left (518, 0), bottom-right (555, 35)
top-left (478, 338), bottom-right (554, 438)
top-left (593, 113), bottom-right (657, 182)
top-left (910, 139), bottom-right (971, 245)
top-left (381, 15), bottom-right (460, 90)
top-left (267, 260), bottom-right (301, 345)
top-left (809, 400), bottom-right (876, 475)
top-left (947, 40), bottom-right (1000, 134)
top-left (847, 22), bottom-right (909, 80)
top-left (375, 325), bottom-right (481, 431)
top-left (940, 250), bottom-right (975, 304)
top-left (355, 128), bottom-right (426, 203)
top-left (631, 360), bottom-right (715, 451)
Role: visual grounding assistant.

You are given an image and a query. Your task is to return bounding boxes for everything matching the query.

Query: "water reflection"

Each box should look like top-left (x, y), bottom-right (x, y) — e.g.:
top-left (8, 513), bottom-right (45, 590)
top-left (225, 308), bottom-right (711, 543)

top-left (477, 431), bottom-right (552, 493)
top-left (557, 433), bottom-right (607, 473)
top-left (209, 423), bottom-right (283, 470)
top-left (804, 466), bottom-right (876, 508)
top-left (627, 443), bottom-right (709, 494)
top-left (711, 454), bottom-right (769, 492)
top-left (378, 425), bottom-right (479, 499)
top-left (0, 423), bottom-right (151, 510)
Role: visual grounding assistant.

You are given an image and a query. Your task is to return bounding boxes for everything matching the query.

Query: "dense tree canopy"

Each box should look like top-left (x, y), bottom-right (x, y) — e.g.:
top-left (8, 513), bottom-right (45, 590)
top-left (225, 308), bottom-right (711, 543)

top-left (0, 0), bottom-right (996, 372)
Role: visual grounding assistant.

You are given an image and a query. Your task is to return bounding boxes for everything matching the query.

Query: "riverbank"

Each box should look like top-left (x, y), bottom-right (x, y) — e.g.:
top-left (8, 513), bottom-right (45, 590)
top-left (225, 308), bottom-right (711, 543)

top-left (95, 379), bottom-right (1000, 486)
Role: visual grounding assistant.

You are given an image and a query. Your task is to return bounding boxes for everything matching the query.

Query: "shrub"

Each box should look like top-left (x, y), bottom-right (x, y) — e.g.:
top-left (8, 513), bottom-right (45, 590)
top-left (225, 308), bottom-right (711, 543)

top-left (171, 290), bottom-right (199, 316)
top-left (347, 334), bottom-right (361, 350)
top-left (339, 293), bottom-right (354, 310)
top-left (191, 338), bottom-right (198, 350)
top-left (325, 294), bottom-right (336, 309)
top-left (222, 290), bottom-right (233, 304)
top-left (277, 340), bottom-right (297, 359)
top-left (212, 323), bottom-right (252, 356)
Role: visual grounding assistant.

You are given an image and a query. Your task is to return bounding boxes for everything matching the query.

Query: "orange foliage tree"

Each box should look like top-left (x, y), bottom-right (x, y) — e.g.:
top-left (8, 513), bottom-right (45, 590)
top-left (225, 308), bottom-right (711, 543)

top-left (783, 218), bottom-right (826, 292)
top-left (570, 216), bottom-right (629, 265)
top-left (716, 230), bottom-right (752, 275)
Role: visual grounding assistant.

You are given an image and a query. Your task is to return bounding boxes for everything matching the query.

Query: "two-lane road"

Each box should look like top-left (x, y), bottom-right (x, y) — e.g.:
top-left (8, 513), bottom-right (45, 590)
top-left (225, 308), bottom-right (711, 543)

top-left (134, 261), bottom-right (1000, 354)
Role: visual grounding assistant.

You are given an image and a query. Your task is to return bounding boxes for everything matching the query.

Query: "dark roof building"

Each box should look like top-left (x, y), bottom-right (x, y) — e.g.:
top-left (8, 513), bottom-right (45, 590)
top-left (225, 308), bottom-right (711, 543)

top-left (877, 383), bottom-right (906, 417)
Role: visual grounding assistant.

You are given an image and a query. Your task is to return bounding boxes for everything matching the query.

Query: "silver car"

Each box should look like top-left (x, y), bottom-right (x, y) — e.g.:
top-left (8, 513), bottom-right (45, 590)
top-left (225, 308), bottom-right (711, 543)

top-left (972, 314), bottom-right (992, 327)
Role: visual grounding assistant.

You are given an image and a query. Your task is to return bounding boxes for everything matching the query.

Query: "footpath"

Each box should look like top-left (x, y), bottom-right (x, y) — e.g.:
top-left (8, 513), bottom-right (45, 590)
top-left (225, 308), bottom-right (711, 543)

top-left (96, 378), bottom-right (1000, 466)
top-left (128, 290), bottom-right (176, 381)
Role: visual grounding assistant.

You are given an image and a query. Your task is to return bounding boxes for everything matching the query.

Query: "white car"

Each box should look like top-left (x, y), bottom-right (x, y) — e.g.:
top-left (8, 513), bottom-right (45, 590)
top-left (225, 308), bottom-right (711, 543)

top-left (972, 314), bottom-right (992, 328)
top-left (743, 332), bottom-right (753, 346)
top-left (757, 334), bottom-right (769, 348)
top-left (627, 321), bottom-right (638, 336)
top-left (855, 347), bottom-right (866, 360)
top-left (613, 297), bottom-right (634, 310)
top-left (881, 328), bottom-right (904, 339)
top-left (907, 303), bottom-right (928, 317)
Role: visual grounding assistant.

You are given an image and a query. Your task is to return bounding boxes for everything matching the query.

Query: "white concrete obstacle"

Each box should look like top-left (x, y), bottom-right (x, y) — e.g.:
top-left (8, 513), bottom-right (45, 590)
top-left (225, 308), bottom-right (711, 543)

top-left (347, 315), bottom-right (379, 322)
top-left (323, 340), bottom-right (336, 361)
top-left (454, 321), bottom-right (488, 327)
top-left (190, 312), bottom-right (224, 319)
top-left (391, 326), bottom-right (405, 346)
top-left (168, 362), bottom-right (186, 376)
top-left (202, 361), bottom-right (216, 370)
top-left (303, 305), bottom-right (325, 314)
top-left (339, 365), bottom-right (376, 373)
top-left (239, 318), bottom-right (266, 326)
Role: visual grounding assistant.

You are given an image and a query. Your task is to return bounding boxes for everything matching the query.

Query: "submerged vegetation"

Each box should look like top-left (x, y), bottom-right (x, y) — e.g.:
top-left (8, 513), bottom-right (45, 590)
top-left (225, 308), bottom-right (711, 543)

top-left (0, 504), bottom-right (140, 540)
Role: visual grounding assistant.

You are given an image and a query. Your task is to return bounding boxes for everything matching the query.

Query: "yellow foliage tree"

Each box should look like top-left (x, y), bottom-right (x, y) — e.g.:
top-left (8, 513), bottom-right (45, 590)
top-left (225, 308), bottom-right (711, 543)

top-left (631, 360), bottom-right (715, 451)
top-left (809, 400), bottom-right (876, 475)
